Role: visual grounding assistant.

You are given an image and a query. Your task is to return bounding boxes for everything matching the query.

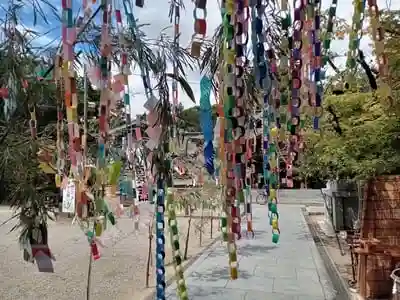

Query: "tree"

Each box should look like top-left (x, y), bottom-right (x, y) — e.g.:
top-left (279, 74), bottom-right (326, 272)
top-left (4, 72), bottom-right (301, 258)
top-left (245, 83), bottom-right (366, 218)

top-left (297, 9), bottom-right (400, 182)
top-left (0, 0), bottom-right (197, 264)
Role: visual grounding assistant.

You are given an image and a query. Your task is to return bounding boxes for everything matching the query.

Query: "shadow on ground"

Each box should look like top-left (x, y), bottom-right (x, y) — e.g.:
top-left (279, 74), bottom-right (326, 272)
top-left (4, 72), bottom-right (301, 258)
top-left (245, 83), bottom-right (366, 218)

top-left (189, 264), bottom-right (252, 281)
top-left (237, 243), bottom-right (276, 257)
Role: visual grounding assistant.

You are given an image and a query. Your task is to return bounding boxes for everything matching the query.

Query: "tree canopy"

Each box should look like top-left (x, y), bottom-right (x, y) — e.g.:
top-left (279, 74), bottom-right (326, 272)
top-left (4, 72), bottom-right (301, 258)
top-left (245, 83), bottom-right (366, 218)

top-left (297, 9), bottom-right (400, 182)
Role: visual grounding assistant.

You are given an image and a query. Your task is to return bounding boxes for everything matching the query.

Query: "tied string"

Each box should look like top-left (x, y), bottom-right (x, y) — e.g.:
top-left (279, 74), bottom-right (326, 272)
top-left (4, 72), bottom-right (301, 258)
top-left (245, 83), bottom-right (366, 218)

top-left (368, 0), bottom-right (392, 99)
top-left (222, 0), bottom-right (238, 281)
top-left (191, 0), bottom-right (208, 57)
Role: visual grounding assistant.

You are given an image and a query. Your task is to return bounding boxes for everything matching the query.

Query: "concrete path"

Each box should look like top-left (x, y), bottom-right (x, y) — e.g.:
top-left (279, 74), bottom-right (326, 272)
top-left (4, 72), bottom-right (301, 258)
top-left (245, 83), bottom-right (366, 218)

top-left (166, 203), bottom-right (337, 300)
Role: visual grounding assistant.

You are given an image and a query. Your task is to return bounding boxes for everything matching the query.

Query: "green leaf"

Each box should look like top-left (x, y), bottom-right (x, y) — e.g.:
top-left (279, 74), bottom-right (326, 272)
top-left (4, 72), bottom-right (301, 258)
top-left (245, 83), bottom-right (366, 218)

top-left (166, 73), bottom-right (196, 103)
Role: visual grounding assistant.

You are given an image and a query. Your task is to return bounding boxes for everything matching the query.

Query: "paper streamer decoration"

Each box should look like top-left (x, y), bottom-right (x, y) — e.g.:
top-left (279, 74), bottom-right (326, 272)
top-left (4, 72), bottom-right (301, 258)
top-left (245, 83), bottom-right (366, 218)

top-left (200, 76), bottom-right (214, 175)
top-left (191, 0), bottom-right (207, 57)
top-left (156, 178), bottom-right (166, 299)
top-left (222, 0), bottom-right (238, 280)
top-left (368, 0), bottom-right (392, 99)
top-left (62, 180), bottom-right (76, 213)
top-left (167, 189), bottom-right (188, 300)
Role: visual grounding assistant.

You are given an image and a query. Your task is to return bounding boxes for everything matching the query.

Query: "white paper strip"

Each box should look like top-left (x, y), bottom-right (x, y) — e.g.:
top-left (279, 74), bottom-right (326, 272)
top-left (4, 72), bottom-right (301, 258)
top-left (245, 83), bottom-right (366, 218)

top-left (62, 181), bottom-right (76, 213)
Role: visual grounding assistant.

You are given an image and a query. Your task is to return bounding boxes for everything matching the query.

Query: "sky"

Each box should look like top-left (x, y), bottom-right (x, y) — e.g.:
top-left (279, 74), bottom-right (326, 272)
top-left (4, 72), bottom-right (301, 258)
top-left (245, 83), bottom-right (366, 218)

top-left (2, 0), bottom-right (400, 116)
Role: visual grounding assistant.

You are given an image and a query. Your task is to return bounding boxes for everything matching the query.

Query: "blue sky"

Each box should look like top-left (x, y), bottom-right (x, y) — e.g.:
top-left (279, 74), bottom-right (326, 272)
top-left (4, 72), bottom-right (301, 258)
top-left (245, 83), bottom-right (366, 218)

top-left (2, 0), bottom-right (399, 115)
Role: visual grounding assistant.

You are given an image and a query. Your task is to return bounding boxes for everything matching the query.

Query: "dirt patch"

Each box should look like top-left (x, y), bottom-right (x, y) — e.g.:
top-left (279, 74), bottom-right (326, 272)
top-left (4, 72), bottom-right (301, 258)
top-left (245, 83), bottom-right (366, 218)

top-left (0, 200), bottom-right (221, 300)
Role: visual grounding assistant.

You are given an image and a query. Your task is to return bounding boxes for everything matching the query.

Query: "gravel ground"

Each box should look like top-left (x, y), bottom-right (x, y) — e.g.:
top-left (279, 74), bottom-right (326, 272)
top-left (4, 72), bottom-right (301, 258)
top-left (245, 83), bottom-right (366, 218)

top-left (0, 203), bottom-right (221, 300)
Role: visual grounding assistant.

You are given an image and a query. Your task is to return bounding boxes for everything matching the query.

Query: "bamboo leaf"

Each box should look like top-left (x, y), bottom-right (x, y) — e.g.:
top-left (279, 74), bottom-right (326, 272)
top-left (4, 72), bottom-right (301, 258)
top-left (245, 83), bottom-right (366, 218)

top-left (165, 73), bottom-right (196, 103)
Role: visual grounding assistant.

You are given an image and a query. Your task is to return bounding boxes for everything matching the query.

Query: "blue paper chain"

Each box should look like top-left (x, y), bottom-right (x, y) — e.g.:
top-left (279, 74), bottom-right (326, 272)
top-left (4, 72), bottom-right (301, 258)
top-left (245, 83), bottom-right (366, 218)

top-left (122, 1), bottom-right (165, 297)
top-left (156, 177), bottom-right (166, 300)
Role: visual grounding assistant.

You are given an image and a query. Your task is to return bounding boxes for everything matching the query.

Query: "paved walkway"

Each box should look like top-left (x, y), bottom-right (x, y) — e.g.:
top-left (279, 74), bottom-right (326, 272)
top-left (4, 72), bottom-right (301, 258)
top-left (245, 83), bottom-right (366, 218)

top-left (166, 204), bottom-right (337, 300)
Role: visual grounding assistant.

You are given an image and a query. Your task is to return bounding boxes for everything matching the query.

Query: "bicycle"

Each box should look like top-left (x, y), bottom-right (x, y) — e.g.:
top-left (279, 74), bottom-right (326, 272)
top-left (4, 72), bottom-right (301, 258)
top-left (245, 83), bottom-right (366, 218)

top-left (255, 190), bottom-right (268, 205)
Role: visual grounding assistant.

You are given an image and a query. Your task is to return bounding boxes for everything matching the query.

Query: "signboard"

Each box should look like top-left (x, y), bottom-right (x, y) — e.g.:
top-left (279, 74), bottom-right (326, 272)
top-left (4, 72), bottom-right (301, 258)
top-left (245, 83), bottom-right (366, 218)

top-left (62, 181), bottom-right (76, 213)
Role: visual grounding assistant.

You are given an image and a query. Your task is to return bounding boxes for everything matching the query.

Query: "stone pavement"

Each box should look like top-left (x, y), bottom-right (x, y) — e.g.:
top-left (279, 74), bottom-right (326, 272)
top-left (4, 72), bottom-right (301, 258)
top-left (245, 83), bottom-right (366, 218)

top-left (166, 203), bottom-right (337, 300)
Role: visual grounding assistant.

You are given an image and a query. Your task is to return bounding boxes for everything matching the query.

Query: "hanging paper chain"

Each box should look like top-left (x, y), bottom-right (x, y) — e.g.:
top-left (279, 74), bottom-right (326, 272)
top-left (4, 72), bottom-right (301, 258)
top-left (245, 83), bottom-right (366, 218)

top-left (222, 0), bottom-right (238, 280)
top-left (245, 138), bottom-right (253, 236)
top-left (288, 1), bottom-right (304, 190)
top-left (311, 0), bottom-right (323, 130)
top-left (322, 0), bottom-right (338, 66)
top-left (368, 0), bottom-right (392, 99)
top-left (346, 0), bottom-right (366, 85)
top-left (167, 189), bottom-right (188, 300)
top-left (278, 0), bottom-right (290, 188)
top-left (232, 0), bottom-right (248, 241)
top-left (156, 177), bottom-right (166, 300)
top-left (191, 0), bottom-right (207, 58)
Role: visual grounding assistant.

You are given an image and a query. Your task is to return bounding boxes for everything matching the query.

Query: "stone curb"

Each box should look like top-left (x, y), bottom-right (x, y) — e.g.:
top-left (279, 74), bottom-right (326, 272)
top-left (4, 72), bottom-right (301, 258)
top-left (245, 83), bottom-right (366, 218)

top-left (302, 207), bottom-right (353, 300)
